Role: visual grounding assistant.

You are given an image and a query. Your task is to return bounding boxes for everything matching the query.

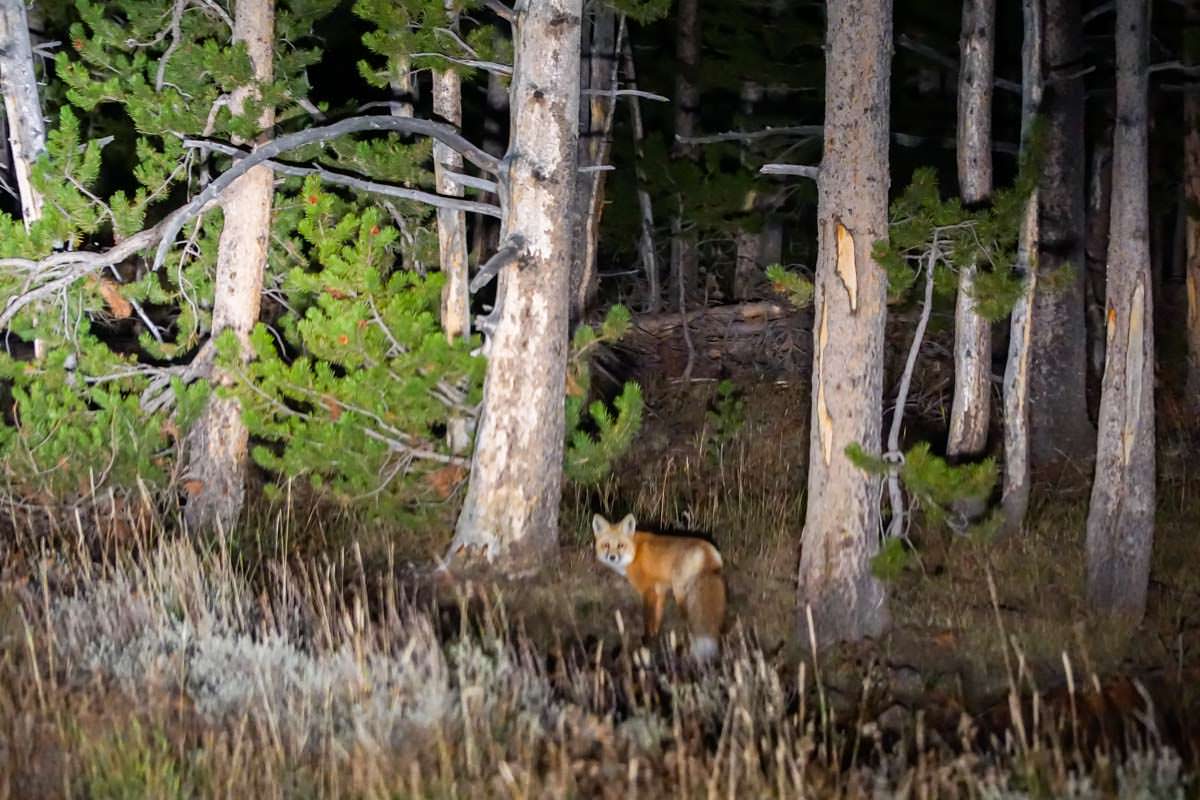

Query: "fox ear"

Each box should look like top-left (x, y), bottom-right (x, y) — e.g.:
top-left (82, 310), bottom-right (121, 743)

top-left (592, 514), bottom-right (609, 536)
top-left (619, 514), bottom-right (637, 536)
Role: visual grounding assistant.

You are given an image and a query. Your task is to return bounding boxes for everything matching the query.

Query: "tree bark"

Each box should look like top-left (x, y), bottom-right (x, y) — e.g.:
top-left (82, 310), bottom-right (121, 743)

top-left (433, 55), bottom-right (468, 339)
top-left (184, 0), bottom-right (275, 535)
top-left (797, 0), bottom-right (892, 644)
top-left (621, 36), bottom-right (659, 313)
top-left (0, 0), bottom-right (45, 227)
top-left (947, 0), bottom-right (994, 460)
top-left (1185, 0), bottom-right (1200, 414)
top-left (1030, 0), bottom-right (1094, 465)
top-left (0, 0), bottom-right (48, 359)
top-left (448, 0), bottom-right (581, 574)
top-left (433, 5), bottom-right (471, 455)
top-left (1001, 0), bottom-right (1041, 536)
top-left (570, 8), bottom-right (623, 327)
top-left (1086, 0), bottom-right (1154, 621)
top-left (671, 0), bottom-right (700, 305)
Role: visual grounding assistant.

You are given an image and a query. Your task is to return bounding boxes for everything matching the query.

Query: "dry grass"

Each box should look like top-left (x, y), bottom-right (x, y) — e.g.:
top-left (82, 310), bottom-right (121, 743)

top-left (1, 512), bottom-right (1195, 799)
top-left (0, 377), bottom-right (1197, 797)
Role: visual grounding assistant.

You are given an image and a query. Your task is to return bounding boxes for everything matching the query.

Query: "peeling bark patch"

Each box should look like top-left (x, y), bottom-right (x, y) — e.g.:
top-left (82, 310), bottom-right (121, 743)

top-left (816, 299), bottom-right (833, 466)
top-left (834, 222), bottom-right (858, 312)
top-left (1121, 280), bottom-right (1145, 466)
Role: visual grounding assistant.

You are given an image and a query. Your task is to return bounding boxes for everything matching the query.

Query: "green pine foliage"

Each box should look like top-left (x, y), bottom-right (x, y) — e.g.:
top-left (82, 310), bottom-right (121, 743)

top-left (564, 306), bottom-right (644, 485)
top-left (765, 263), bottom-right (814, 309)
top-left (219, 178), bottom-right (483, 515)
top-left (875, 128), bottom-right (1042, 319)
top-left (846, 441), bottom-right (999, 539)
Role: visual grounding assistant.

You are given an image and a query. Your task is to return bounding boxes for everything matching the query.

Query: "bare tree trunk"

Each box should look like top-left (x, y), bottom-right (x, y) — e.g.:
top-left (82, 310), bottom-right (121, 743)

top-left (621, 36), bottom-right (659, 313)
top-left (448, 0), bottom-right (581, 574)
top-left (0, 0), bottom-right (45, 226)
top-left (947, 0), bottom-right (995, 460)
top-left (1001, 0), bottom-right (1041, 536)
top-left (797, 0), bottom-right (892, 644)
top-left (184, 0), bottom-right (275, 535)
top-left (1031, 0), bottom-right (1094, 465)
top-left (433, 24), bottom-right (468, 343)
top-left (1086, 0), bottom-right (1154, 621)
top-left (0, 0), bottom-right (47, 359)
top-left (671, 0), bottom-right (700, 305)
top-left (570, 8), bottom-right (623, 327)
top-left (433, 6), bottom-right (471, 455)
top-left (1186, 0), bottom-right (1200, 415)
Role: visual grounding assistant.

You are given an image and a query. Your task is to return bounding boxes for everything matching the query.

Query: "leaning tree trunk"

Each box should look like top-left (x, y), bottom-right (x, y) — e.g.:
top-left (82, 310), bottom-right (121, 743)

top-left (797, 0), bottom-right (892, 644)
top-left (1001, 0), bottom-right (1041, 535)
top-left (570, 8), bottom-right (623, 328)
top-left (1, 0), bottom-right (47, 358)
top-left (1030, 0), bottom-right (1094, 464)
top-left (184, 0), bottom-right (275, 535)
top-left (1086, 0), bottom-right (1154, 620)
top-left (670, 0), bottom-right (699, 304)
top-left (947, 0), bottom-right (995, 460)
top-left (1186, 0), bottom-right (1200, 415)
top-left (448, 0), bottom-right (581, 574)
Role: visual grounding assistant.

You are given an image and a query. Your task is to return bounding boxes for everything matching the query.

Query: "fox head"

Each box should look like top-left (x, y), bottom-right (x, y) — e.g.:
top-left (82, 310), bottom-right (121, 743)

top-left (593, 513), bottom-right (637, 575)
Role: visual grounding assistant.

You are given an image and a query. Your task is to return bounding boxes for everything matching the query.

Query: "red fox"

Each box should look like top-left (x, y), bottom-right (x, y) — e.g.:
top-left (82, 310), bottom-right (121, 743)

top-left (592, 513), bottom-right (726, 662)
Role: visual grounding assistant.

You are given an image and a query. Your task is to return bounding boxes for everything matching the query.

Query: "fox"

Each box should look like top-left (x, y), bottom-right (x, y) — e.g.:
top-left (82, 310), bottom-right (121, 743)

top-left (591, 513), bottom-right (726, 662)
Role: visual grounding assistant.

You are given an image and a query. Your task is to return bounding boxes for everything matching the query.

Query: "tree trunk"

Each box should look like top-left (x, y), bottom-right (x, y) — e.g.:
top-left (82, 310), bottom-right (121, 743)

top-left (1030, 0), bottom-right (1094, 465)
top-left (1185, 0), bottom-right (1200, 415)
top-left (448, 0), bottom-right (581, 574)
top-left (797, 0), bottom-right (892, 644)
top-left (184, 0), bottom-right (275, 535)
top-left (570, 8), bottom-right (623, 327)
top-left (671, 0), bottom-right (700, 305)
top-left (1001, 0), bottom-right (1041, 536)
top-left (433, 6), bottom-right (471, 455)
top-left (433, 56), bottom-right (468, 339)
top-left (0, 0), bottom-right (48, 359)
top-left (0, 0), bottom-right (45, 227)
top-left (947, 0), bottom-right (995, 460)
top-left (621, 36), bottom-right (659, 313)
top-left (1086, 0), bottom-right (1154, 620)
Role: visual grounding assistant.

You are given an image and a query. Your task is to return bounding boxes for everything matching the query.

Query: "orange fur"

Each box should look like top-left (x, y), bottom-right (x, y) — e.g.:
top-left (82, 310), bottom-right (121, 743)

top-left (592, 513), bottom-right (726, 661)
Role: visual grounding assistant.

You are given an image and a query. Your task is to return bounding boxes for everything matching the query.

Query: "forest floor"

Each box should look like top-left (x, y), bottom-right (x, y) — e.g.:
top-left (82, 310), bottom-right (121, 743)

top-left (1, 375), bottom-right (1199, 796)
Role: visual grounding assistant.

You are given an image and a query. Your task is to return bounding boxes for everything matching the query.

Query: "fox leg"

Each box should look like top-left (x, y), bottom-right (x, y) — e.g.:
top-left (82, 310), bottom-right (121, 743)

top-left (642, 586), bottom-right (666, 641)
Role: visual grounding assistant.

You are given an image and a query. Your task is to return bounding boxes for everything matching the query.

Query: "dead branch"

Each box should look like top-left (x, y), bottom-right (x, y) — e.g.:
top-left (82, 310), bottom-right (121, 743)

top-left (760, 164), bottom-right (820, 179)
top-left (185, 139), bottom-right (502, 218)
top-left (634, 301), bottom-right (792, 335)
top-left (0, 114), bottom-right (503, 329)
top-left (676, 125), bottom-right (823, 145)
top-left (469, 238), bottom-right (525, 293)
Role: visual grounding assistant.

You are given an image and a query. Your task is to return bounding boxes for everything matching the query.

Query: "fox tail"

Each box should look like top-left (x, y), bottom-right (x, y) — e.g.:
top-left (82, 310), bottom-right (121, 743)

top-left (690, 634), bottom-right (718, 663)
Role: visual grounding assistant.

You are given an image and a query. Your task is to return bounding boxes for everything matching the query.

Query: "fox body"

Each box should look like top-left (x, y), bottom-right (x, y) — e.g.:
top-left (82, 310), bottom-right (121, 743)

top-left (592, 513), bottom-right (726, 661)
